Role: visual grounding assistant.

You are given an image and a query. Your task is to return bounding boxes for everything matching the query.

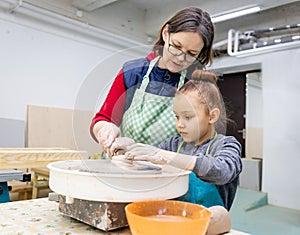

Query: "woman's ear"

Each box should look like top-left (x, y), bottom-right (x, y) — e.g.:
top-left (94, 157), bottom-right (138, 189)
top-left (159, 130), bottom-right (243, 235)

top-left (209, 108), bottom-right (220, 124)
top-left (162, 25), bottom-right (169, 42)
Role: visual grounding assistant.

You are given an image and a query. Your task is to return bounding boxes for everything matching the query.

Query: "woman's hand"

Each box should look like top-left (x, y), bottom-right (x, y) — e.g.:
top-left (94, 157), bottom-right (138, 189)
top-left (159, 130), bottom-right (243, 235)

top-left (108, 137), bottom-right (135, 157)
top-left (93, 121), bottom-right (121, 152)
top-left (125, 143), bottom-right (169, 165)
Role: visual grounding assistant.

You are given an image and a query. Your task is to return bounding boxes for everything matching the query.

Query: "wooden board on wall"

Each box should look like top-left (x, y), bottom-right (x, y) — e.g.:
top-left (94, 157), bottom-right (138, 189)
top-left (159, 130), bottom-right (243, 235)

top-left (26, 105), bottom-right (100, 156)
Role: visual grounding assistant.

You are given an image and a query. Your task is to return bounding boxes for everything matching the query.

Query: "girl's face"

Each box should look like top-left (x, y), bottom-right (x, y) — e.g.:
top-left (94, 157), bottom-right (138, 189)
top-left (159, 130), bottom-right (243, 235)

top-left (159, 29), bottom-right (204, 73)
top-left (174, 91), bottom-right (213, 145)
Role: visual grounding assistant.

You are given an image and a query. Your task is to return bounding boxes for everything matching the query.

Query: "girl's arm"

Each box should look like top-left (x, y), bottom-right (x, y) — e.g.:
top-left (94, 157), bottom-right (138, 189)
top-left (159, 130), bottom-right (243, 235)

top-left (124, 143), bottom-right (197, 170)
top-left (193, 138), bottom-right (242, 185)
top-left (125, 137), bottom-right (242, 185)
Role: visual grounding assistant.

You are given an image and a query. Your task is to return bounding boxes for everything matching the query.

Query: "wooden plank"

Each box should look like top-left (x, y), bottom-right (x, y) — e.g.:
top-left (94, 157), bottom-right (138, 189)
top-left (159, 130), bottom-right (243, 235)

top-left (26, 105), bottom-right (100, 156)
top-left (0, 149), bottom-right (89, 169)
top-left (0, 147), bottom-right (68, 150)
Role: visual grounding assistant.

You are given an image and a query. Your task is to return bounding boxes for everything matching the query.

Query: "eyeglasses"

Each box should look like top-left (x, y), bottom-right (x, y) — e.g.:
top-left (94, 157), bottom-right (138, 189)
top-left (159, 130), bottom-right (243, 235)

top-left (168, 36), bottom-right (200, 63)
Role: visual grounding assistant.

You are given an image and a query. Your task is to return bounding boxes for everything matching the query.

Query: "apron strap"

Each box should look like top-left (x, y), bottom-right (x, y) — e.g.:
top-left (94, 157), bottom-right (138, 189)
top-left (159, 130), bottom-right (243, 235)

top-left (177, 140), bottom-right (185, 153)
top-left (140, 56), bottom-right (186, 92)
top-left (205, 132), bottom-right (218, 155)
top-left (140, 56), bottom-right (160, 91)
top-left (177, 132), bottom-right (218, 155)
top-left (178, 70), bottom-right (186, 89)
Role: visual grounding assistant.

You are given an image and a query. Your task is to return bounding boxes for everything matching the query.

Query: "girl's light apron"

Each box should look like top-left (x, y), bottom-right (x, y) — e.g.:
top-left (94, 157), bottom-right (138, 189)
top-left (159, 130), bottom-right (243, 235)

top-left (121, 56), bottom-right (186, 146)
top-left (177, 133), bottom-right (225, 208)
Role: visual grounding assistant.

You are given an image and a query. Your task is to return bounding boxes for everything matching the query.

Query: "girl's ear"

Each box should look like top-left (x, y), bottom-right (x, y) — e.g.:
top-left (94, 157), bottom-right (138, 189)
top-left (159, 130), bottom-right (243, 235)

top-left (209, 108), bottom-right (220, 124)
top-left (162, 25), bottom-right (169, 42)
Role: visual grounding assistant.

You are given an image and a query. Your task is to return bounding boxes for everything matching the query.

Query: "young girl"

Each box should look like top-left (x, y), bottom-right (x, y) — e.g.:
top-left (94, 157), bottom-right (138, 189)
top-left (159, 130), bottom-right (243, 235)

top-left (90, 7), bottom-right (215, 154)
top-left (123, 70), bottom-right (242, 211)
top-left (111, 71), bottom-right (242, 234)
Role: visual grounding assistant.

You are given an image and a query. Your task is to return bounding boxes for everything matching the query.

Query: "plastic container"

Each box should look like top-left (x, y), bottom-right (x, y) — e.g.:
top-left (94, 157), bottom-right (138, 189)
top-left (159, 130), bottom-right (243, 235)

top-left (125, 200), bottom-right (211, 235)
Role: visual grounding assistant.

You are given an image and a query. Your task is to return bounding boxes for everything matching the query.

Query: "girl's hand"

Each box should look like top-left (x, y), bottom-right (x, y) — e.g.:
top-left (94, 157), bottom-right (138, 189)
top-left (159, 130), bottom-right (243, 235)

top-left (125, 143), bottom-right (168, 165)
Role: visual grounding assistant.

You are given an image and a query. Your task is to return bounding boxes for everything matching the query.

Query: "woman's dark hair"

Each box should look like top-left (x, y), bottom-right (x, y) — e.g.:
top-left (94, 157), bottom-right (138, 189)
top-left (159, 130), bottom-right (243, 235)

top-left (153, 7), bottom-right (215, 67)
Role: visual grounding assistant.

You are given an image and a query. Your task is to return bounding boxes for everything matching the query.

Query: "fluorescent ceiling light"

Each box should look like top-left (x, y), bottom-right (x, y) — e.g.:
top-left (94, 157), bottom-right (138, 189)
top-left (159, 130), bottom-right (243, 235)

top-left (212, 6), bottom-right (261, 23)
top-left (72, 0), bottom-right (119, 11)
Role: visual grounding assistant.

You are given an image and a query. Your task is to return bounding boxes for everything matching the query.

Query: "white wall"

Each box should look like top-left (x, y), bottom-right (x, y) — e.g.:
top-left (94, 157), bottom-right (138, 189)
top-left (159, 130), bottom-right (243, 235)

top-left (0, 3), bottom-right (147, 148)
top-left (211, 48), bottom-right (300, 210)
top-left (262, 49), bottom-right (300, 209)
top-left (0, 17), bottom-right (103, 119)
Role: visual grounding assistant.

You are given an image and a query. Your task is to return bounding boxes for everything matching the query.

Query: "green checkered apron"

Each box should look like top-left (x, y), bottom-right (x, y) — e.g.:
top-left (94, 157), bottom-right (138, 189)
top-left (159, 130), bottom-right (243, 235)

top-left (121, 56), bottom-right (186, 146)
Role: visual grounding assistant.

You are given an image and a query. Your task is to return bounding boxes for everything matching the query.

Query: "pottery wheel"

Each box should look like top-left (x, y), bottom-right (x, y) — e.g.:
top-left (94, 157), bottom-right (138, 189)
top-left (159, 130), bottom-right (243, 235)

top-left (48, 159), bottom-right (190, 202)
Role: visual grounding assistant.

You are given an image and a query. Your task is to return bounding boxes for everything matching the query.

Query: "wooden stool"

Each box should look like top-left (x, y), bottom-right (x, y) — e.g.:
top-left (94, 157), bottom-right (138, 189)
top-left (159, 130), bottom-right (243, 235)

top-left (9, 181), bottom-right (33, 201)
top-left (31, 168), bottom-right (50, 199)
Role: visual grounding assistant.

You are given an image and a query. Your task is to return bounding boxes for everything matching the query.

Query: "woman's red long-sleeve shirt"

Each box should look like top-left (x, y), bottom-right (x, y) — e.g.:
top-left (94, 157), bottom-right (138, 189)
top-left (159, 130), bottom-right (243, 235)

top-left (90, 53), bottom-right (157, 141)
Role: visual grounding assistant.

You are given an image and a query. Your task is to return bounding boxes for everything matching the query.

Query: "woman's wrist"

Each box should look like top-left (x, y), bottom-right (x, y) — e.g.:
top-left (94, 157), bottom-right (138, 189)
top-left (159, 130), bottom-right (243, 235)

top-left (93, 121), bottom-right (108, 142)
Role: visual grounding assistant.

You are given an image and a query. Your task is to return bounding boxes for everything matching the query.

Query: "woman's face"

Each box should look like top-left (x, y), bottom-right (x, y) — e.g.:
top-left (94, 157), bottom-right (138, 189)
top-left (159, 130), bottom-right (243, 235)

top-left (174, 91), bottom-right (212, 145)
top-left (159, 29), bottom-right (204, 73)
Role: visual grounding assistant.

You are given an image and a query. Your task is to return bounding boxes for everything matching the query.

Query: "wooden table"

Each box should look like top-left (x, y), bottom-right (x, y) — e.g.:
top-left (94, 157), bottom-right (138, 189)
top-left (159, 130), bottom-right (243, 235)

top-left (0, 198), bottom-right (131, 235)
top-left (0, 148), bottom-right (89, 169)
top-left (0, 198), bottom-right (251, 235)
top-left (0, 147), bottom-right (89, 200)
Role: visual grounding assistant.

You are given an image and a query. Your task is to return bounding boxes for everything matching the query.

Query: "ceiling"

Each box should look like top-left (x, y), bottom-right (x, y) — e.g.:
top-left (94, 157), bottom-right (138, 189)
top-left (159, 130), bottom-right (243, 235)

top-left (18, 0), bottom-right (300, 48)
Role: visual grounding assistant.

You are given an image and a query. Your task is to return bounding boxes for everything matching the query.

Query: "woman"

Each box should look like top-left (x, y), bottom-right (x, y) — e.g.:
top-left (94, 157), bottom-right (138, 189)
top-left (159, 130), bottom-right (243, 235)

top-left (90, 7), bottom-right (215, 155)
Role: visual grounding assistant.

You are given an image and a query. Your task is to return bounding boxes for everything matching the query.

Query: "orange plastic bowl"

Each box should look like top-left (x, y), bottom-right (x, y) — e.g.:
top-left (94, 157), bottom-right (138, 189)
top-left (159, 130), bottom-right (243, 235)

top-left (125, 200), bottom-right (211, 235)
